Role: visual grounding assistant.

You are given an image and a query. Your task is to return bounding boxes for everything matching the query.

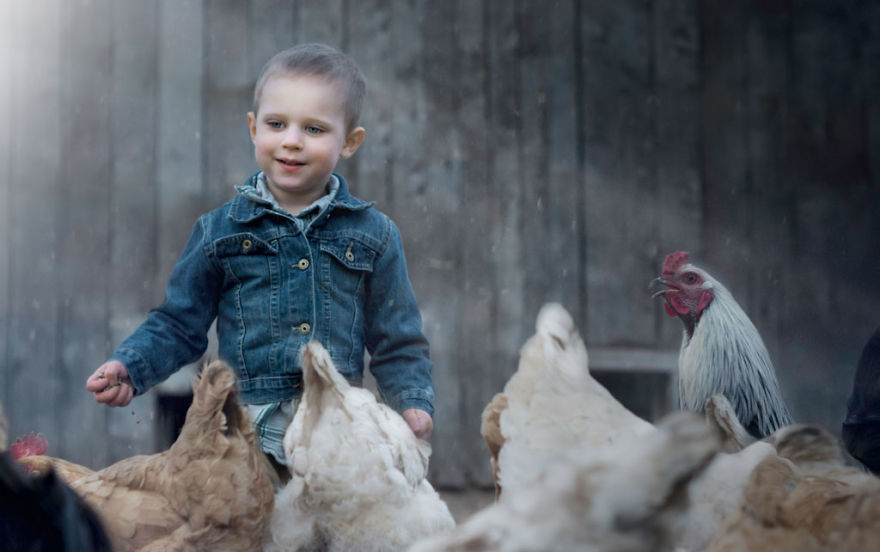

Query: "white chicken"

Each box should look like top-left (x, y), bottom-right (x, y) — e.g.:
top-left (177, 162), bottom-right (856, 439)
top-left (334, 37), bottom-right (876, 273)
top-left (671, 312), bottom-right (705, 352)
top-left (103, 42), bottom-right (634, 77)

top-left (267, 340), bottom-right (455, 552)
top-left (473, 305), bottom-right (774, 552)
top-left (680, 395), bottom-right (778, 551)
top-left (412, 411), bottom-right (721, 552)
top-left (489, 302), bottom-right (655, 495)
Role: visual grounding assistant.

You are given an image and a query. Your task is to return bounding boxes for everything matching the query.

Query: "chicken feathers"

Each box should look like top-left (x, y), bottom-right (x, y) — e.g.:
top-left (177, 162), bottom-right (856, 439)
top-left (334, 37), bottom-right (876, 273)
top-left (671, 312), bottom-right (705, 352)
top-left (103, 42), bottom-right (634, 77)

top-left (491, 303), bottom-right (655, 496)
top-left (268, 340), bottom-right (454, 552)
top-left (17, 361), bottom-right (274, 552)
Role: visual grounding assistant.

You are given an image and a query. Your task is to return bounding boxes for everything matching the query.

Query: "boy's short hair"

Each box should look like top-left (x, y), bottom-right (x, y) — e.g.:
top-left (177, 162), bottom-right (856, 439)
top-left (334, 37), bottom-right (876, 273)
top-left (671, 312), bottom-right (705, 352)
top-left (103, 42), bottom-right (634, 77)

top-left (253, 43), bottom-right (366, 131)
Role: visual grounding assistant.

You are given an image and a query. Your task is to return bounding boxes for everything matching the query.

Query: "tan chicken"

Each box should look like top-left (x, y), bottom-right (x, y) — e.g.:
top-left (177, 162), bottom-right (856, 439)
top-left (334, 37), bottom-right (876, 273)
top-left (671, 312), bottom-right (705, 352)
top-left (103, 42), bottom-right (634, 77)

top-left (412, 411), bottom-right (721, 552)
top-left (16, 361), bottom-right (274, 552)
top-left (268, 340), bottom-right (454, 552)
top-left (708, 423), bottom-right (880, 552)
top-left (483, 303), bottom-right (655, 497)
top-left (479, 392), bottom-right (506, 499)
top-left (13, 434), bottom-right (95, 481)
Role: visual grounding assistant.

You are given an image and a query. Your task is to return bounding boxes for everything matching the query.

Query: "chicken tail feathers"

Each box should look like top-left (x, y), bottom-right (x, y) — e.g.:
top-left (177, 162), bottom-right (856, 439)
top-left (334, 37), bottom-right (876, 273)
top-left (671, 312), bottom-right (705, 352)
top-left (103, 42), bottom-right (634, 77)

top-left (302, 341), bottom-right (350, 395)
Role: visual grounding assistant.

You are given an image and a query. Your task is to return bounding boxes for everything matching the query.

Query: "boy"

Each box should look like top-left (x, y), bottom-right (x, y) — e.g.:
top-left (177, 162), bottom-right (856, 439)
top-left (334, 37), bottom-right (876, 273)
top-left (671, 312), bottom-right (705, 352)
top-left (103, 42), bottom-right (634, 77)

top-left (86, 44), bottom-right (435, 470)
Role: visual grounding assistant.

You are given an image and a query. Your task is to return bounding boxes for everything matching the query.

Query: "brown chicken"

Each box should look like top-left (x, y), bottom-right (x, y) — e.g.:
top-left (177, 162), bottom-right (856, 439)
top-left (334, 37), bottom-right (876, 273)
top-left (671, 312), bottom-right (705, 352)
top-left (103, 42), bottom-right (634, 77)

top-left (16, 361), bottom-right (274, 551)
top-left (708, 424), bottom-right (880, 552)
top-left (480, 392), bottom-right (507, 499)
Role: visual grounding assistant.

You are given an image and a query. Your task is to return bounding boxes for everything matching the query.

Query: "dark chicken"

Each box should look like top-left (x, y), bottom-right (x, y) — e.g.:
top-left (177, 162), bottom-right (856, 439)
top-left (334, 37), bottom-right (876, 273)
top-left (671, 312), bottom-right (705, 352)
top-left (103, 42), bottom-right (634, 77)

top-left (842, 326), bottom-right (880, 474)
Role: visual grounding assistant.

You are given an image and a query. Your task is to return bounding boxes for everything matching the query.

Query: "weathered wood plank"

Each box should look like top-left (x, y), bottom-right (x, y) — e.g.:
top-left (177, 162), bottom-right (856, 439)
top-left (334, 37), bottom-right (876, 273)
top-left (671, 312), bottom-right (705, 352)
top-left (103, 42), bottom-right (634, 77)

top-left (5, 0), bottom-right (63, 451)
top-left (157, 0), bottom-right (205, 282)
top-left (580, 0), bottom-right (656, 346)
top-left (518, 1), bottom-right (582, 324)
top-left (249, 0), bottom-right (296, 84)
top-left (294, 0), bottom-right (346, 48)
top-left (741, 0), bottom-right (793, 409)
top-left (453, 0), bottom-right (497, 488)
top-left (55, 0), bottom-right (114, 466)
top-left (204, 0), bottom-right (253, 210)
top-left (409, 0), bottom-right (468, 488)
top-left (345, 0), bottom-right (394, 207)
top-left (697, 0), bottom-right (754, 314)
top-left (106, 0), bottom-right (161, 463)
top-left (780, 0), bottom-right (870, 426)
top-left (464, 0), bottom-right (525, 486)
top-left (653, 0), bottom-right (701, 346)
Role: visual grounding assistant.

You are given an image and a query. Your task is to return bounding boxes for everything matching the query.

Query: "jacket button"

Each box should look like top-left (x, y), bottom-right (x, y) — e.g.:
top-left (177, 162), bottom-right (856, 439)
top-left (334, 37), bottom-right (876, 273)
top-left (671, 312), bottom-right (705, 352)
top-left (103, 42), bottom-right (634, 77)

top-left (298, 323), bottom-right (311, 335)
top-left (242, 239), bottom-right (253, 252)
top-left (297, 258), bottom-right (310, 270)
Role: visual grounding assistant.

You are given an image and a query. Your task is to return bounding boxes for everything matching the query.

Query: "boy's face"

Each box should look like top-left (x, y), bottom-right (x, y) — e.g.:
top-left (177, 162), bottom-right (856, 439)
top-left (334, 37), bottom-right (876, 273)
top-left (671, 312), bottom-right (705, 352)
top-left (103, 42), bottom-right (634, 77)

top-left (248, 74), bottom-right (364, 210)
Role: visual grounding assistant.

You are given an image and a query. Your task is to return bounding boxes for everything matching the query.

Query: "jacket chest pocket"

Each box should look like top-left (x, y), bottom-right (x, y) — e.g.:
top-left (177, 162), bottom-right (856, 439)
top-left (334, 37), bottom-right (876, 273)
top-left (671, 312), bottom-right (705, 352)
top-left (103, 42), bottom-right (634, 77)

top-left (214, 233), bottom-right (279, 289)
top-left (319, 237), bottom-right (376, 294)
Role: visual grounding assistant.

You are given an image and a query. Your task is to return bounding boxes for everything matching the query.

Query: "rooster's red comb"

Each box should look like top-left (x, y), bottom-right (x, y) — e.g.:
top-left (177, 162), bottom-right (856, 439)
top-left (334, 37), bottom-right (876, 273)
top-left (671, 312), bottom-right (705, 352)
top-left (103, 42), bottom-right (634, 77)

top-left (661, 251), bottom-right (690, 277)
top-left (8, 432), bottom-right (48, 460)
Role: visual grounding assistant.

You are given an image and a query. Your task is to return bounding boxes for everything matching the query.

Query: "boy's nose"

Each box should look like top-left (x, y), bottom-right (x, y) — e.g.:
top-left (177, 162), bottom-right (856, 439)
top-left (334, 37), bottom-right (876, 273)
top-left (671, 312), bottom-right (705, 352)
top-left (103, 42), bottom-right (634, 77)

top-left (281, 128), bottom-right (303, 149)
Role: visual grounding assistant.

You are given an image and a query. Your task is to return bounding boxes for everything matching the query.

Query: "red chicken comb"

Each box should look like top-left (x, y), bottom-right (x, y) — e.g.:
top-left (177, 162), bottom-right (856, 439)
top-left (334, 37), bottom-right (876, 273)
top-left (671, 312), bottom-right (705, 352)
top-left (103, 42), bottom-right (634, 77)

top-left (8, 432), bottom-right (48, 460)
top-left (661, 251), bottom-right (690, 277)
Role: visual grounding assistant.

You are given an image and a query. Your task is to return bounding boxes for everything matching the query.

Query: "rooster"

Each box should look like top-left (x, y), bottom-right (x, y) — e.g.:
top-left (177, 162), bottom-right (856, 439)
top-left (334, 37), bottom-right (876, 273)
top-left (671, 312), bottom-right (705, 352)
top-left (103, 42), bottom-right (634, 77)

top-left (268, 340), bottom-right (454, 552)
top-left (652, 251), bottom-right (793, 438)
top-left (15, 361), bottom-right (274, 552)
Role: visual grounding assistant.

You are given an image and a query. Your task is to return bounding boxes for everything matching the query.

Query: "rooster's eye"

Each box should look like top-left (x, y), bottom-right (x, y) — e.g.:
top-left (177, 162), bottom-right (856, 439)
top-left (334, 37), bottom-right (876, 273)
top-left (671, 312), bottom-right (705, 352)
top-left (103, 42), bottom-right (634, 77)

top-left (684, 273), bottom-right (697, 284)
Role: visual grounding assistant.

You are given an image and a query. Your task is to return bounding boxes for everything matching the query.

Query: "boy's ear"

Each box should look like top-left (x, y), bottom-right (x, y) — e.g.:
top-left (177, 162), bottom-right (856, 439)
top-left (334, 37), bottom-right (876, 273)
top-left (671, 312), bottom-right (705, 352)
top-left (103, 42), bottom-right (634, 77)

top-left (340, 126), bottom-right (365, 159)
top-left (247, 112), bottom-right (257, 143)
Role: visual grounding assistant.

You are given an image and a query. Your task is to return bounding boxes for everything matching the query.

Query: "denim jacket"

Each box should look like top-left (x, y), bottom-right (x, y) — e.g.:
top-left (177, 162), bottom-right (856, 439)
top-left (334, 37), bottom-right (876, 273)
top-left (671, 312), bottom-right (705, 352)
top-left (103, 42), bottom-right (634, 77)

top-left (111, 172), bottom-right (435, 416)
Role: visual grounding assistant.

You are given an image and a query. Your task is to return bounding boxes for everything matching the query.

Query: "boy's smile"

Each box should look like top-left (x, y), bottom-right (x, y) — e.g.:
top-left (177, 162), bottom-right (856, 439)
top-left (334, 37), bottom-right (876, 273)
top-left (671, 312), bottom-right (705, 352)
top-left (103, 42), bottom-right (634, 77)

top-left (248, 74), bottom-right (364, 214)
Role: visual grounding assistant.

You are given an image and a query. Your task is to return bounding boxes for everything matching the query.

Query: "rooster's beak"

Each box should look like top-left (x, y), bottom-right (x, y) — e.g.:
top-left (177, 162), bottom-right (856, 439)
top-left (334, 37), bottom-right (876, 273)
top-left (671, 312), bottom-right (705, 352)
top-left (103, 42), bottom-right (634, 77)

top-left (650, 277), bottom-right (672, 298)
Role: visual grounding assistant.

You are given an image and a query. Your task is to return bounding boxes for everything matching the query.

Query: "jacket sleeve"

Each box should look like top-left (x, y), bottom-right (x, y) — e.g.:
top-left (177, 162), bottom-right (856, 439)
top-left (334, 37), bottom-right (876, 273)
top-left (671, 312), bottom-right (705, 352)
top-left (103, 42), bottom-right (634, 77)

top-left (110, 217), bottom-right (222, 394)
top-left (364, 217), bottom-right (435, 418)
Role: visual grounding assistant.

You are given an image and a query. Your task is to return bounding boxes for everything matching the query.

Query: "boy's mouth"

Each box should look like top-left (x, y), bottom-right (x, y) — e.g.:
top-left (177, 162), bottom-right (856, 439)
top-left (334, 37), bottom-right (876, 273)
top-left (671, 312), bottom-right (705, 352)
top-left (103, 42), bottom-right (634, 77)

top-left (277, 158), bottom-right (305, 170)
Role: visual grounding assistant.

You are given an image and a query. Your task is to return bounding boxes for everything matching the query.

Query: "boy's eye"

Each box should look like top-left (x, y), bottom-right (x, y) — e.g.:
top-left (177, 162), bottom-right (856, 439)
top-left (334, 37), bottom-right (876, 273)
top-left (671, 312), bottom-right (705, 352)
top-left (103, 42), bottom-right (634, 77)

top-left (266, 120), bottom-right (284, 129)
top-left (305, 125), bottom-right (324, 135)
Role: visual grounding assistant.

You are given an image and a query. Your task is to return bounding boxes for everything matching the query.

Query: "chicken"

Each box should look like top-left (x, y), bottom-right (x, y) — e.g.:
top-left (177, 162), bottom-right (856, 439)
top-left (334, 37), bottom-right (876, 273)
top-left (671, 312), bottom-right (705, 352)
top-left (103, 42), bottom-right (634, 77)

top-left (485, 303), bottom-right (655, 497)
top-left (842, 326), bottom-right (880, 474)
top-left (708, 423), bottom-right (880, 552)
top-left (267, 340), bottom-right (454, 552)
top-left (15, 360), bottom-right (274, 551)
top-left (11, 433), bottom-right (98, 482)
top-left (680, 394), bottom-right (778, 551)
top-left (651, 251), bottom-right (793, 438)
top-left (480, 392), bottom-right (507, 500)
top-left (411, 411), bottom-right (721, 552)
top-left (704, 393), bottom-right (757, 453)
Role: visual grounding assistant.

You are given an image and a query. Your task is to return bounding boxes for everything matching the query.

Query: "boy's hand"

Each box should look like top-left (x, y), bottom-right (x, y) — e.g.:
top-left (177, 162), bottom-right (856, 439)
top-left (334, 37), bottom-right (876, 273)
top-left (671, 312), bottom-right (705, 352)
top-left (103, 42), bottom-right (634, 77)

top-left (86, 361), bottom-right (134, 407)
top-left (402, 408), bottom-right (433, 440)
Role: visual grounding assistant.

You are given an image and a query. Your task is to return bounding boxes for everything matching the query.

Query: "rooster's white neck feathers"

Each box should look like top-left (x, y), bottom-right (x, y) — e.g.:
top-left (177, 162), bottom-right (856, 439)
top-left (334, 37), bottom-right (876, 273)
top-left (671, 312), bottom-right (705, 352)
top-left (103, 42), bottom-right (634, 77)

top-left (677, 266), bottom-right (793, 438)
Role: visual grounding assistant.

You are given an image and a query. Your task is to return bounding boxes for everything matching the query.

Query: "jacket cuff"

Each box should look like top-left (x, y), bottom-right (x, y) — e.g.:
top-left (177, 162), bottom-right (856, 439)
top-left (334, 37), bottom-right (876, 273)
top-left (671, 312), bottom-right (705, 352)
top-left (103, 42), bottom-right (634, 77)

top-left (109, 347), bottom-right (150, 396)
top-left (393, 388), bottom-right (435, 418)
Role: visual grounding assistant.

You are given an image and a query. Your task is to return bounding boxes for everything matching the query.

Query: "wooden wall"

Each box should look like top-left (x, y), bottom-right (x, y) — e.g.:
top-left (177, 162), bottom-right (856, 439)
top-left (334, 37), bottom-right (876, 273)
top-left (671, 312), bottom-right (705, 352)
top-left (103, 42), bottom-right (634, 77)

top-left (1, 0), bottom-right (878, 489)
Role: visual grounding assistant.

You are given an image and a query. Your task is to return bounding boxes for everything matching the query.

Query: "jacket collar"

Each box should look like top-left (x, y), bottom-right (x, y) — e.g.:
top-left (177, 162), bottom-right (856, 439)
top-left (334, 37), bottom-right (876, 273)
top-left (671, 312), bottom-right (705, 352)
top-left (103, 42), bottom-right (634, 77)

top-left (229, 172), bottom-right (374, 224)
